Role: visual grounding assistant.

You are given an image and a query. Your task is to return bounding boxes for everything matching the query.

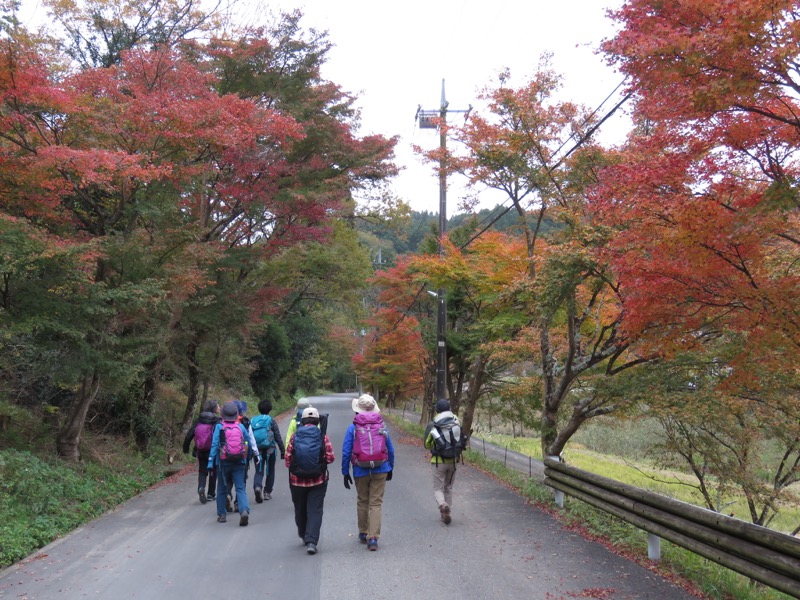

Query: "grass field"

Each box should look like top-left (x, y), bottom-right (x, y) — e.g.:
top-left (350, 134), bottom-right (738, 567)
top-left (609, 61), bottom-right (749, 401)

top-left (477, 418), bottom-right (800, 535)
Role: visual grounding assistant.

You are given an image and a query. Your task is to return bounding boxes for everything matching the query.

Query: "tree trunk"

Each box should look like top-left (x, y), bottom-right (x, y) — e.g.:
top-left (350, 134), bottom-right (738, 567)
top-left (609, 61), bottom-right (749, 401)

top-left (134, 357), bottom-right (161, 453)
top-left (180, 338), bottom-right (201, 436)
top-left (540, 325), bottom-right (561, 458)
top-left (460, 354), bottom-right (486, 438)
top-left (56, 372), bottom-right (101, 461)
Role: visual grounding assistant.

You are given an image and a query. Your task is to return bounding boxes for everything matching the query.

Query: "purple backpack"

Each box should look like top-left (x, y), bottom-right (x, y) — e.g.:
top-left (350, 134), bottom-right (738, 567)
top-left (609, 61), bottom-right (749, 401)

top-left (220, 422), bottom-right (247, 463)
top-left (194, 422), bottom-right (214, 452)
top-left (351, 412), bottom-right (388, 468)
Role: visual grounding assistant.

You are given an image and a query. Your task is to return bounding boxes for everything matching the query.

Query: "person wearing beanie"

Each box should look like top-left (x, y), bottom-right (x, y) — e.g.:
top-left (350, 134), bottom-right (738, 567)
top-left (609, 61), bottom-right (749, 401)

top-left (207, 401), bottom-right (260, 526)
top-left (423, 398), bottom-right (466, 525)
top-left (341, 394), bottom-right (395, 551)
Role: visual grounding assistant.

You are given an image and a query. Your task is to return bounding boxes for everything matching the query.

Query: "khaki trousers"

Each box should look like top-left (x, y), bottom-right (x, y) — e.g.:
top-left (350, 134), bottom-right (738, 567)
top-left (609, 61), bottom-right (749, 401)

top-left (355, 472), bottom-right (388, 539)
top-left (431, 462), bottom-right (456, 509)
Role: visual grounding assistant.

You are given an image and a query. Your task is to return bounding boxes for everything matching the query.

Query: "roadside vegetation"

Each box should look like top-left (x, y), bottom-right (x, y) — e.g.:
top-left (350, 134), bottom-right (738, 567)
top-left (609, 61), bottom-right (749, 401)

top-left (0, 393), bottom-right (297, 569)
top-left (389, 413), bottom-right (795, 600)
top-left (479, 421), bottom-right (800, 536)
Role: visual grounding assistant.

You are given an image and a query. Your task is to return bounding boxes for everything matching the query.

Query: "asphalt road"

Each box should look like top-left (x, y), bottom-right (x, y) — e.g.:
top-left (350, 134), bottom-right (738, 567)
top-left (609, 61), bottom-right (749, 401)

top-left (0, 393), bottom-right (701, 600)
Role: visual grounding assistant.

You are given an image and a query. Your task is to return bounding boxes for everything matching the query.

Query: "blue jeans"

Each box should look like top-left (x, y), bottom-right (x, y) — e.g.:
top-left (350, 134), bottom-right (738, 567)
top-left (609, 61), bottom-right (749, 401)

top-left (216, 462), bottom-right (249, 516)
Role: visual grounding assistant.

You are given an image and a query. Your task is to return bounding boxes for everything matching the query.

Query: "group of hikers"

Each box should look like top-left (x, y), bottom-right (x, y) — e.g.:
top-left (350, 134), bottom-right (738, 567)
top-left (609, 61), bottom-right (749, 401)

top-left (183, 393), bottom-right (467, 554)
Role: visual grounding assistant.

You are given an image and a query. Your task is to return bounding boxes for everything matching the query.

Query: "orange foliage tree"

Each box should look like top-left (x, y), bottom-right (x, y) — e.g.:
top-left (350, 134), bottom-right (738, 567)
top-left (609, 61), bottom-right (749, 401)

top-left (425, 66), bottom-right (652, 457)
top-left (595, 0), bottom-right (800, 523)
top-left (355, 258), bottom-right (427, 406)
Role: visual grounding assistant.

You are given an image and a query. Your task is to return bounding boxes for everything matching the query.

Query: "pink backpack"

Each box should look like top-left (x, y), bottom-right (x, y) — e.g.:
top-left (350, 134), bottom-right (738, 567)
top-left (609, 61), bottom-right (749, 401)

top-left (351, 412), bottom-right (388, 468)
top-left (194, 422), bottom-right (214, 452)
top-left (219, 422), bottom-right (247, 463)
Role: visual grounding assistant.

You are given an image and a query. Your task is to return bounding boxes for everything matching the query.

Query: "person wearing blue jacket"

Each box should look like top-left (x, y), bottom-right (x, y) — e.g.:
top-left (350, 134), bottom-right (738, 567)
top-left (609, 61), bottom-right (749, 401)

top-left (341, 394), bottom-right (394, 551)
top-left (208, 401), bottom-right (260, 527)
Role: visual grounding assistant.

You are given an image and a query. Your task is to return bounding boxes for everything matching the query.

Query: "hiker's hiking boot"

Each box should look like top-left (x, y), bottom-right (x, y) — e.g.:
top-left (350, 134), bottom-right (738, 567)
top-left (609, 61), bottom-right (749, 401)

top-left (217, 514), bottom-right (226, 523)
top-left (306, 543), bottom-right (317, 555)
top-left (226, 495), bottom-right (233, 513)
top-left (358, 533), bottom-right (368, 544)
top-left (198, 488), bottom-right (207, 504)
top-left (440, 504), bottom-right (451, 525)
top-left (367, 538), bottom-right (378, 551)
top-left (254, 487), bottom-right (263, 503)
top-left (239, 511), bottom-right (249, 527)
top-left (264, 492), bottom-right (271, 501)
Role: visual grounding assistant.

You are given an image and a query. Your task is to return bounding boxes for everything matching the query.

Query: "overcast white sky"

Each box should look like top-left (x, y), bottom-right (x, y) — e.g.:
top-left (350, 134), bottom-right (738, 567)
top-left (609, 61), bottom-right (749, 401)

top-left (256, 0), bottom-right (631, 215)
top-left (20, 0), bottom-right (630, 215)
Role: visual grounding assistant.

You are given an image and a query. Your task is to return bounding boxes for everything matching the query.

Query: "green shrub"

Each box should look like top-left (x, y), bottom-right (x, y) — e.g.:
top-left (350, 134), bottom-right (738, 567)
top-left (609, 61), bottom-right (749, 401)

top-left (0, 448), bottom-right (163, 568)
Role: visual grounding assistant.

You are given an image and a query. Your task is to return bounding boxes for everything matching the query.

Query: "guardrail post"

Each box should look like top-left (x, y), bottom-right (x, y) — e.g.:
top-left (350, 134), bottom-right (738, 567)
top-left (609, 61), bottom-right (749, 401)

top-left (647, 533), bottom-right (661, 561)
top-left (547, 457), bottom-right (565, 507)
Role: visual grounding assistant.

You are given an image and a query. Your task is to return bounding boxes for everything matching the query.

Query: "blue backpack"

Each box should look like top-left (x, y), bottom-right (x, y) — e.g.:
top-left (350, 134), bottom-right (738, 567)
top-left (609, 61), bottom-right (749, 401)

top-left (290, 425), bottom-right (325, 478)
top-left (251, 415), bottom-right (275, 453)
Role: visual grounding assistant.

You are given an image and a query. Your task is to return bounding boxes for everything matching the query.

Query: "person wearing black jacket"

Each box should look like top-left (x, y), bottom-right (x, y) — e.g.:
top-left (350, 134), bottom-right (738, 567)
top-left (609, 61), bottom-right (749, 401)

top-left (182, 400), bottom-right (222, 504)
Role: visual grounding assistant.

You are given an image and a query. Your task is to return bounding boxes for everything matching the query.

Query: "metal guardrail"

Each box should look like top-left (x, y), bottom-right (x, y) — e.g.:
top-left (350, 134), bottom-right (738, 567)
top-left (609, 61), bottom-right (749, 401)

top-left (543, 457), bottom-right (800, 598)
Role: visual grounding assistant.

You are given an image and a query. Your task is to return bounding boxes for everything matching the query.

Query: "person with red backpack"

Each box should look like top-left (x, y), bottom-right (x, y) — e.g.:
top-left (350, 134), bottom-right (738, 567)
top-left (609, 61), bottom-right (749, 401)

top-left (208, 401), bottom-right (260, 526)
top-left (182, 400), bottom-right (221, 504)
top-left (341, 394), bottom-right (395, 551)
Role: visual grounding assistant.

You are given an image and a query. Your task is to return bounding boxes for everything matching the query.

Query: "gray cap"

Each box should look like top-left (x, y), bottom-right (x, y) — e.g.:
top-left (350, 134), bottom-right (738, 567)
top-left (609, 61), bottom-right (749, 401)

top-left (221, 401), bottom-right (239, 421)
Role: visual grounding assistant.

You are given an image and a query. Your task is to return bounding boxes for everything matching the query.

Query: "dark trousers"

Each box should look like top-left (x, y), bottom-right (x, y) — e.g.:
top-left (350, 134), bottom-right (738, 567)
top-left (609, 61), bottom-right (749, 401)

top-left (253, 450), bottom-right (273, 491)
top-left (265, 451), bottom-right (277, 494)
top-left (196, 450), bottom-right (216, 495)
top-left (290, 480), bottom-right (328, 545)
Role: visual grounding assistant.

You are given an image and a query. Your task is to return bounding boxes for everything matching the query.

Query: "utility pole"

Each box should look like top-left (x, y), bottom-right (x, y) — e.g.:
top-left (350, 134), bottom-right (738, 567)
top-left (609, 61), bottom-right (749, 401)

top-left (416, 80), bottom-right (471, 402)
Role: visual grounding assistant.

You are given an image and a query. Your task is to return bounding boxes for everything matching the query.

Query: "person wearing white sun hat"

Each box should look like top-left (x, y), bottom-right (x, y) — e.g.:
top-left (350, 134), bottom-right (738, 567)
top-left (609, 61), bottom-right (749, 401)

top-left (341, 394), bottom-right (395, 551)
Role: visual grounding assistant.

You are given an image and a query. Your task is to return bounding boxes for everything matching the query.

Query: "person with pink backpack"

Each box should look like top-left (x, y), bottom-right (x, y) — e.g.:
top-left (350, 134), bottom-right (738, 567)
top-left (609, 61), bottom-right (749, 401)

top-left (207, 401), bottom-right (260, 526)
top-left (340, 394), bottom-right (395, 551)
top-left (182, 400), bottom-right (221, 504)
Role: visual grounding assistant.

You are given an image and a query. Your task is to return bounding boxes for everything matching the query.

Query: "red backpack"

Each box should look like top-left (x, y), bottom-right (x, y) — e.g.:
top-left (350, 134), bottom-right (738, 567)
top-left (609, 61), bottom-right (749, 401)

top-left (219, 422), bottom-right (247, 463)
top-left (351, 412), bottom-right (388, 468)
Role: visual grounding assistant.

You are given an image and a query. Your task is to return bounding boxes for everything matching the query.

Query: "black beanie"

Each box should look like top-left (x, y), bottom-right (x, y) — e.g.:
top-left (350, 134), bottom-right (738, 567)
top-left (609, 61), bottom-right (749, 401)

top-left (435, 398), bottom-right (450, 413)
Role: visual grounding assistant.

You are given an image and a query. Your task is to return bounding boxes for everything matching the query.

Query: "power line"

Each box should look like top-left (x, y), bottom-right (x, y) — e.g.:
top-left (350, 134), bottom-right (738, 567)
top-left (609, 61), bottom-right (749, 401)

top-left (459, 79), bottom-right (631, 249)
